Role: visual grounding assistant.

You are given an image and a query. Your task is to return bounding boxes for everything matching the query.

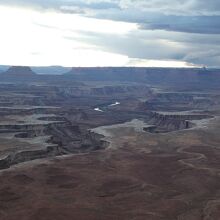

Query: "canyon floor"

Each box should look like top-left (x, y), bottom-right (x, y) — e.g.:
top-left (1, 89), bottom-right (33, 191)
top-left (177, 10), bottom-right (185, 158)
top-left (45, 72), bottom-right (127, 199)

top-left (1, 66), bottom-right (220, 220)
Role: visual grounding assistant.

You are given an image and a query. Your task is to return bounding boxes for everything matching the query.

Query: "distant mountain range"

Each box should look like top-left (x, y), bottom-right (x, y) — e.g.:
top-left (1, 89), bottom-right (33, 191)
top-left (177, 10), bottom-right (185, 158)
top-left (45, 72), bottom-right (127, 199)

top-left (65, 67), bottom-right (220, 90)
top-left (0, 65), bottom-right (220, 90)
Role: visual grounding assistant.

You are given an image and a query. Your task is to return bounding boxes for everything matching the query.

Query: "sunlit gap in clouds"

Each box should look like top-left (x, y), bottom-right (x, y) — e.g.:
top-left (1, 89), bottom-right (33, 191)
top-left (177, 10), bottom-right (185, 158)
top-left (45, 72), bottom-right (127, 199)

top-left (0, 5), bottom-right (197, 67)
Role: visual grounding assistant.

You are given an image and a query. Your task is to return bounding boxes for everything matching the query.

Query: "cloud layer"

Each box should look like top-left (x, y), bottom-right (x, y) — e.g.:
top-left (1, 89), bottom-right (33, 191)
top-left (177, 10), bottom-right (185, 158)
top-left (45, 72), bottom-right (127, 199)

top-left (0, 0), bottom-right (220, 67)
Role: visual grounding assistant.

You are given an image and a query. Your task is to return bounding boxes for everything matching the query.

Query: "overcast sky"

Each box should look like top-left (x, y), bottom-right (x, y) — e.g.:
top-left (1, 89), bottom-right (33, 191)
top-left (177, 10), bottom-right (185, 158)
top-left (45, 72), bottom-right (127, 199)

top-left (0, 0), bottom-right (219, 67)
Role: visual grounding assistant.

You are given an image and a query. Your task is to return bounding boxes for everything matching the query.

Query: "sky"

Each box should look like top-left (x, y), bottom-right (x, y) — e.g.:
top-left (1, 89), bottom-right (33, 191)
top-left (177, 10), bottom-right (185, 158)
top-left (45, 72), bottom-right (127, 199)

top-left (0, 0), bottom-right (219, 67)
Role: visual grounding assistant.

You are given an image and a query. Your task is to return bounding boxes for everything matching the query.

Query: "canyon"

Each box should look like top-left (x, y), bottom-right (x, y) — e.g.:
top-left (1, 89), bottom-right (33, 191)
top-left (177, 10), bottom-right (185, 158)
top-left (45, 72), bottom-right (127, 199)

top-left (0, 66), bottom-right (220, 220)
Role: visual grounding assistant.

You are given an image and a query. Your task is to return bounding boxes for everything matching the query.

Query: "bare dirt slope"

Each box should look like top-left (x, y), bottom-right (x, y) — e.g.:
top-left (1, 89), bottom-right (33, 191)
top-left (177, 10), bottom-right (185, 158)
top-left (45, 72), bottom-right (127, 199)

top-left (1, 117), bottom-right (220, 220)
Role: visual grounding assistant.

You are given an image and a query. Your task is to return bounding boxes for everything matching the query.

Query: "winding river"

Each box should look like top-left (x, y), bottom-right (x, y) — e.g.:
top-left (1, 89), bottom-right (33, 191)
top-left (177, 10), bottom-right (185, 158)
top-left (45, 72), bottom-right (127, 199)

top-left (94, 101), bottom-right (121, 112)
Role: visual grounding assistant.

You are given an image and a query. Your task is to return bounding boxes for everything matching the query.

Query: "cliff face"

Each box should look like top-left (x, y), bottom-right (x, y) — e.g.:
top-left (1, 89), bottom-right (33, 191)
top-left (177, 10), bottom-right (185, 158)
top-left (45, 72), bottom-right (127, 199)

top-left (145, 112), bottom-right (212, 133)
top-left (58, 85), bottom-right (152, 98)
top-left (143, 92), bottom-right (216, 111)
top-left (0, 117), bottom-right (107, 170)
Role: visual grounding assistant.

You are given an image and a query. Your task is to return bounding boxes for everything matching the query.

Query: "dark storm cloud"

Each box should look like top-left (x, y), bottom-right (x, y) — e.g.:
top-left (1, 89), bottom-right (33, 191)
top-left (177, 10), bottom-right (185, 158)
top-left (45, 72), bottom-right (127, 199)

top-left (118, 0), bottom-right (220, 15)
top-left (190, 0), bottom-right (220, 14)
top-left (140, 15), bottom-right (220, 34)
top-left (93, 9), bottom-right (220, 34)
